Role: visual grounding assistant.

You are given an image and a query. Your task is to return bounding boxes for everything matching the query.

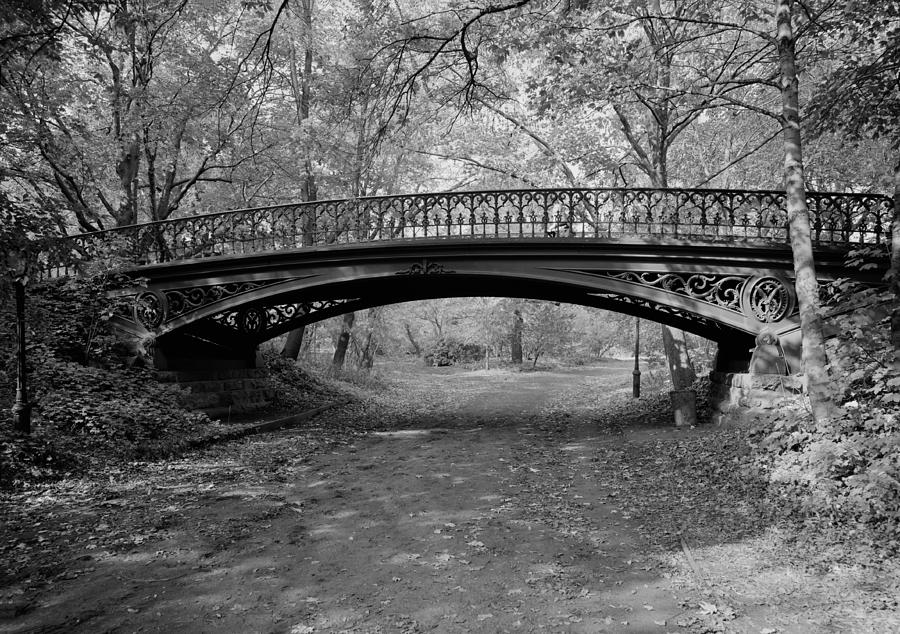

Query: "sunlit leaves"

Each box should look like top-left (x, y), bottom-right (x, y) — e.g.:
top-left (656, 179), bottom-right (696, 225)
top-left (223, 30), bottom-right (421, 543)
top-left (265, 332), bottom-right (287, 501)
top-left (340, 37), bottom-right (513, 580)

top-left (806, 0), bottom-right (900, 149)
top-left (751, 268), bottom-right (900, 549)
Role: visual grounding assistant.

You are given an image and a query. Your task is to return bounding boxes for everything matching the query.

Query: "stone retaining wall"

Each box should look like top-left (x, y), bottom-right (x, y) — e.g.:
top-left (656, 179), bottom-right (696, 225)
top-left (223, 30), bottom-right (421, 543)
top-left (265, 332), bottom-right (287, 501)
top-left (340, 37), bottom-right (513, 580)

top-left (156, 367), bottom-right (276, 419)
top-left (708, 371), bottom-right (805, 413)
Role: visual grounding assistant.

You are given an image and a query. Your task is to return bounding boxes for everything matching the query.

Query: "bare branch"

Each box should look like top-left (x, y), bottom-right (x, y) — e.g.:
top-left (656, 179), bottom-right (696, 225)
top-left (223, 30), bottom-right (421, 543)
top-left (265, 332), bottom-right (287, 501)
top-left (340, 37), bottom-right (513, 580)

top-left (695, 128), bottom-right (781, 187)
top-left (477, 100), bottom-right (579, 186)
top-left (412, 148), bottom-right (543, 188)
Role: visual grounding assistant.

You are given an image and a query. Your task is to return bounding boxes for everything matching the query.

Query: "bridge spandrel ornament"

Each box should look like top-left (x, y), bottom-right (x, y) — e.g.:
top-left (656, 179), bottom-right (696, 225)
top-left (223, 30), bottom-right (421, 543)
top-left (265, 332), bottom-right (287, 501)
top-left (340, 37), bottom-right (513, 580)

top-left (600, 271), bottom-right (748, 313)
top-left (396, 259), bottom-right (455, 275)
top-left (133, 291), bottom-right (166, 330)
top-left (210, 299), bottom-right (358, 337)
top-left (121, 280), bottom-right (292, 331)
top-left (597, 271), bottom-right (797, 324)
top-left (591, 292), bottom-right (726, 333)
top-left (237, 307), bottom-right (265, 335)
top-left (743, 276), bottom-right (794, 323)
top-left (164, 280), bottom-right (279, 319)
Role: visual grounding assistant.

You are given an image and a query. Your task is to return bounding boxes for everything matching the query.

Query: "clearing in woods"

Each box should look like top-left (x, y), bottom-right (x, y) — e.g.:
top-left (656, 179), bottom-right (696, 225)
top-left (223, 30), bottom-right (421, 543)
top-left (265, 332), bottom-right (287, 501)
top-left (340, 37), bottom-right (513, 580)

top-left (2, 359), bottom-right (899, 633)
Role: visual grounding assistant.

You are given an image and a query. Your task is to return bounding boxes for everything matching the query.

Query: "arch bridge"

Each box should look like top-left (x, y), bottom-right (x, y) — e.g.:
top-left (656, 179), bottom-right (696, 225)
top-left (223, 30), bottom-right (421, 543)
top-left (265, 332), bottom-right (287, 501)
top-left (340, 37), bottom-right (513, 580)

top-left (42, 187), bottom-right (892, 372)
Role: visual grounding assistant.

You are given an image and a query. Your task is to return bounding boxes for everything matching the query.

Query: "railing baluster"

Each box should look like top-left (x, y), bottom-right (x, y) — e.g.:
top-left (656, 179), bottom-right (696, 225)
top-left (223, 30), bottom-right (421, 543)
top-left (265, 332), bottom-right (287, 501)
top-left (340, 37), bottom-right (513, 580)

top-left (493, 197), bottom-right (500, 238)
top-left (37, 187), bottom-right (894, 279)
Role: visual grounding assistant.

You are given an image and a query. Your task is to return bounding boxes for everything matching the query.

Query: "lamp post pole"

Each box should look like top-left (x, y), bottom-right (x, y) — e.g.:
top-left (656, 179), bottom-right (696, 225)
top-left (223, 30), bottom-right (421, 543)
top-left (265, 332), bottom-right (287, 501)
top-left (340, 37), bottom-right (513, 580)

top-left (12, 274), bottom-right (31, 433)
top-left (632, 317), bottom-right (641, 399)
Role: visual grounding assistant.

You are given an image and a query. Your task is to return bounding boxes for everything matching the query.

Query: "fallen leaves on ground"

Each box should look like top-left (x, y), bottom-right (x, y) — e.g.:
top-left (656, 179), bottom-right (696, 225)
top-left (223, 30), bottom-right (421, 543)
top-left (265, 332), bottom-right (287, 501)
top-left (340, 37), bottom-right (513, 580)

top-left (2, 359), bottom-right (899, 633)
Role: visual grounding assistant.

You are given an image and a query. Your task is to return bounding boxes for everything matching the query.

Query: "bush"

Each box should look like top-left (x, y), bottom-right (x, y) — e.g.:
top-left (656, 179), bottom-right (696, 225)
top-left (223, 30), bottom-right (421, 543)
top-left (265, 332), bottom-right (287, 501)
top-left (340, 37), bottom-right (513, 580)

top-left (0, 433), bottom-right (76, 486)
top-left (21, 273), bottom-right (134, 364)
top-left (424, 337), bottom-right (484, 366)
top-left (262, 351), bottom-right (347, 406)
top-left (33, 353), bottom-right (208, 443)
top-left (0, 356), bottom-right (212, 485)
top-left (748, 276), bottom-right (900, 551)
top-left (1, 270), bottom-right (213, 485)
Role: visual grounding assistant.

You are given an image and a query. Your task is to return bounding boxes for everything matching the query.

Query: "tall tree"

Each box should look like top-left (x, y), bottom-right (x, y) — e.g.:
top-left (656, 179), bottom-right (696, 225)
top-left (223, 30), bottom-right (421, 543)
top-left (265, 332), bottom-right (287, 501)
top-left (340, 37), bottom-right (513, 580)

top-left (806, 0), bottom-right (900, 360)
top-left (1, 0), bottom-right (272, 232)
top-left (280, 0), bottom-right (318, 360)
top-left (774, 0), bottom-right (835, 421)
top-left (331, 312), bottom-right (356, 372)
top-left (510, 305), bottom-right (524, 364)
top-left (521, 300), bottom-right (575, 368)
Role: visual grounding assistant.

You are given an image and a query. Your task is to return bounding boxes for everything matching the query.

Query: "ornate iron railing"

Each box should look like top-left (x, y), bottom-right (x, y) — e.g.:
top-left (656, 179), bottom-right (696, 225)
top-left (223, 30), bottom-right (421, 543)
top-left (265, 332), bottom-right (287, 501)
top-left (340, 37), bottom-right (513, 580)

top-left (39, 187), bottom-right (893, 279)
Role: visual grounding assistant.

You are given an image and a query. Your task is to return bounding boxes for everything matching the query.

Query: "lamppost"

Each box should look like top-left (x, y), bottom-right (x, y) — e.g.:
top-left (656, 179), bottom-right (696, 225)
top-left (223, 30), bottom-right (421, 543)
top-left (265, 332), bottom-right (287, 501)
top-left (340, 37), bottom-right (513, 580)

top-left (7, 250), bottom-right (31, 434)
top-left (632, 316), bottom-right (641, 399)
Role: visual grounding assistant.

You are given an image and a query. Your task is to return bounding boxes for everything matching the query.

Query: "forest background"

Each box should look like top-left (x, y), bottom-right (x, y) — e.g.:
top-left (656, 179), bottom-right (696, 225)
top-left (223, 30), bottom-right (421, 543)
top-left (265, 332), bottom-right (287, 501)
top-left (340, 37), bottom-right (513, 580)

top-left (1, 0), bottom-right (896, 377)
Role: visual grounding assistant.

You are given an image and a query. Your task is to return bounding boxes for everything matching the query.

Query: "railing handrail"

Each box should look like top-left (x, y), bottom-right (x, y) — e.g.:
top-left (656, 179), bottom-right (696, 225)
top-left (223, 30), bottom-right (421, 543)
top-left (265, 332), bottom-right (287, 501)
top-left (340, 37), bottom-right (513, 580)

top-left (37, 186), bottom-right (893, 281)
top-left (59, 186), bottom-right (893, 240)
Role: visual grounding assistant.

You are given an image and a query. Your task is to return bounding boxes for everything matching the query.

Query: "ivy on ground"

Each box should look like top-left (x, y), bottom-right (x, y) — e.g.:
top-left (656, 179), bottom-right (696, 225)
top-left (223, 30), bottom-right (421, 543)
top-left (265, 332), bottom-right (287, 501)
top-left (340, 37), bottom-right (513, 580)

top-left (0, 271), bottom-right (212, 486)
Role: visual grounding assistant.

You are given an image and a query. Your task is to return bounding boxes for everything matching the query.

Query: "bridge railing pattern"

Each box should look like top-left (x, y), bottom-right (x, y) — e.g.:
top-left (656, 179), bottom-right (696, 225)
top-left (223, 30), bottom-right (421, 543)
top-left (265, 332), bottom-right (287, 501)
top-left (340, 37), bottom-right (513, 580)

top-left (39, 188), bottom-right (893, 279)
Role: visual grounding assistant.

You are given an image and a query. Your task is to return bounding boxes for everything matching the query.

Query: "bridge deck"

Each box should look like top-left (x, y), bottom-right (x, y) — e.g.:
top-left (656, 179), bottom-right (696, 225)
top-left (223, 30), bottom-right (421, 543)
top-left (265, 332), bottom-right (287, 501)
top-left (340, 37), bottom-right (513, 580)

top-left (40, 187), bottom-right (892, 279)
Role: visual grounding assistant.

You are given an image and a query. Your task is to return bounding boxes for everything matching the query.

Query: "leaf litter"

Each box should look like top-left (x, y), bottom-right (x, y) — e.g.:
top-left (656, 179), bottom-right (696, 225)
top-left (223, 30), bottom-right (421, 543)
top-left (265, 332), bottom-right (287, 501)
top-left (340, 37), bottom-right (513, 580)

top-left (0, 359), bottom-right (898, 632)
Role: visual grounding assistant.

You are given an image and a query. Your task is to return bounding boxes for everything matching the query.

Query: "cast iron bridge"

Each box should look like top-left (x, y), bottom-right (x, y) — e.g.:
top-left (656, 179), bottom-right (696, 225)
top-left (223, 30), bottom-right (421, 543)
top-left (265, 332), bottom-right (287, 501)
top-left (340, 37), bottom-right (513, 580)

top-left (42, 187), bottom-right (892, 372)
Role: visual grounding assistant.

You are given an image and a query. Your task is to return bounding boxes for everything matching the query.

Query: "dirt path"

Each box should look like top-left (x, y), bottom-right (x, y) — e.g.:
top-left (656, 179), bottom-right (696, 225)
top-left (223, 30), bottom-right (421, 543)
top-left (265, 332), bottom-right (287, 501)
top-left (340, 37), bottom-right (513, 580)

top-left (3, 360), bottom-right (899, 633)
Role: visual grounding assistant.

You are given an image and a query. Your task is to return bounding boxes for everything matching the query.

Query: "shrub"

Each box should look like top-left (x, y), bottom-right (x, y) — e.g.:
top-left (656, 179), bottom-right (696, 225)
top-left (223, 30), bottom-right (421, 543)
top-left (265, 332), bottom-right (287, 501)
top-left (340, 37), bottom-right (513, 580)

top-left (22, 273), bottom-right (135, 364)
top-left (262, 351), bottom-right (346, 406)
top-left (1, 270), bottom-right (212, 485)
top-left (0, 355), bottom-right (212, 484)
top-left (35, 358), bottom-right (207, 440)
top-left (424, 337), bottom-right (484, 366)
top-left (748, 273), bottom-right (900, 551)
top-left (0, 433), bottom-right (76, 486)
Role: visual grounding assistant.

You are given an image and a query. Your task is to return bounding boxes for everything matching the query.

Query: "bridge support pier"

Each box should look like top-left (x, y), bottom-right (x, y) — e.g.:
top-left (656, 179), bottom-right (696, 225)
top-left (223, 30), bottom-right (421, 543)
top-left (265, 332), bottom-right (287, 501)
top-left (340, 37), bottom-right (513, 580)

top-left (711, 336), bottom-right (754, 374)
top-left (153, 331), bottom-right (258, 371)
top-left (708, 331), bottom-right (804, 418)
top-left (711, 330), bottom-right (801, 375)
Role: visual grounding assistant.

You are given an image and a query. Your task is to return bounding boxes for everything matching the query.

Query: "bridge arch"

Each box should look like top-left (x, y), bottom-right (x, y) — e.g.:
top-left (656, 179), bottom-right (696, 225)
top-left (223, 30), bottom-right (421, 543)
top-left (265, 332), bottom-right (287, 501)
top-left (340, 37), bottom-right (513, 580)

top-left (40, 187), bottom-right (882, 373)
top-left (107, 238), bottom-right (869, 373)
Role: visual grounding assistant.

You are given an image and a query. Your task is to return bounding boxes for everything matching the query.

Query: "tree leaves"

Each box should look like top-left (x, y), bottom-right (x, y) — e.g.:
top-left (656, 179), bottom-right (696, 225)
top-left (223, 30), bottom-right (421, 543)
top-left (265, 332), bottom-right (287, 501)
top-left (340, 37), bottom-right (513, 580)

top-left (748, 277), bottom-right (900, 551)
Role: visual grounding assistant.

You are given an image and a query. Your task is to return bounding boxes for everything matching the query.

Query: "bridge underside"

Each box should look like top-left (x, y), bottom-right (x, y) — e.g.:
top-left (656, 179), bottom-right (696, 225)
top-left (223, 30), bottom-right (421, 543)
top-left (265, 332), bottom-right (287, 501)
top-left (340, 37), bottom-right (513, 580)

top-left (108, 239), bottom-right (880, 373)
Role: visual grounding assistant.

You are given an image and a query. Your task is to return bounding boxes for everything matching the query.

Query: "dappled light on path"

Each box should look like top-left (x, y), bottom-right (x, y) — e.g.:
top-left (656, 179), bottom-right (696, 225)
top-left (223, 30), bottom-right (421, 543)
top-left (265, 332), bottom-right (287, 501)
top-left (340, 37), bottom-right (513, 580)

top-left (2, 360), bottom-right (898, 632)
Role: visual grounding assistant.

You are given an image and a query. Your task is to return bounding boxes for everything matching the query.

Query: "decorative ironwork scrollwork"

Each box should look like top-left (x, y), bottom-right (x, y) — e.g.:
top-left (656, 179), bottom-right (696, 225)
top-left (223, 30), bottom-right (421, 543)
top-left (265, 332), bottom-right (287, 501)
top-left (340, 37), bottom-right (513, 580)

top-left (39, 187), bottom-right (892, 280)
top-left (396, 259), bottom-right (454, 275)
top-left (210, 299), bottom-right (358, 336)
top-left (134, 291), bottom-right (165, 329)
top-left (164, 280), bottom-right (280, 318)
top-left (599, 272), bottom-right (748, 313)
top-left (237, 307), bottom-right (265, 334)
top-left (590, 292), bottom-right (726, 332)
top-left (746, 277), bottom-right (792, 322)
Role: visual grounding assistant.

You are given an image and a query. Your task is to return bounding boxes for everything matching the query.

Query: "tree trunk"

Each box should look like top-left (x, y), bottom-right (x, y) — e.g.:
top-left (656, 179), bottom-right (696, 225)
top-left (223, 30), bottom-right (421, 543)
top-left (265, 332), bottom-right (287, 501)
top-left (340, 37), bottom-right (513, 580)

top-left (631, 3), bottom-right (699, 411)
top-left (115, 138), bottom-right (140, 226)
top-left (299, 0), bottom-right (317, 205)
top-left (661, 326), bottom-right (696, 389)
top-left (633, 317), bottom-right (641, 398)
top-left (280, 0), bottom-right (317, 360)
top-left (776, 0), bottom-right (835, 423)
top-left (404, 322), bottom-right (421, 356)
top-left (511, 308), bottom-right (523, 364)
top-left (663, 326), bottom-right (698, 427)
top-left (891, 157), bottom-right (899, 364)
top-left (360, 331), bottom-right (376, 369)
top-left (331, 312), bottom-right (356, 371)
top-left (280, 326), bottom-right (306, 359)
top-left (359, 308), bottom-right (380, 369)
